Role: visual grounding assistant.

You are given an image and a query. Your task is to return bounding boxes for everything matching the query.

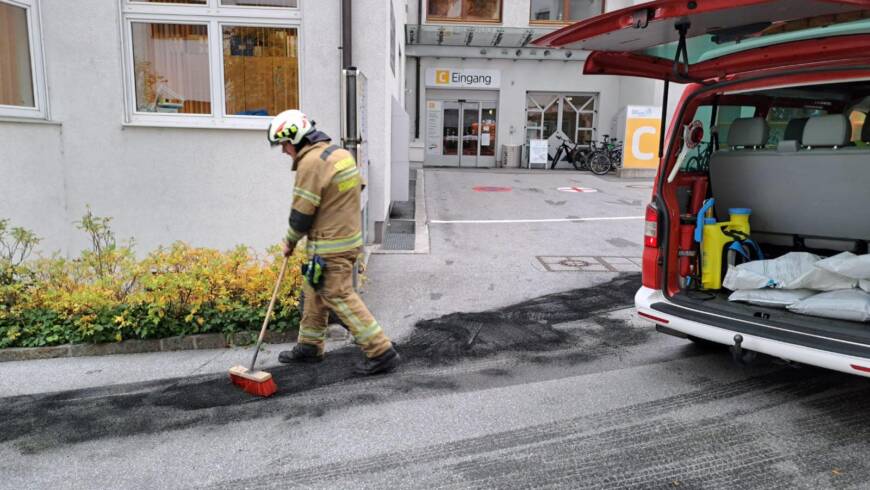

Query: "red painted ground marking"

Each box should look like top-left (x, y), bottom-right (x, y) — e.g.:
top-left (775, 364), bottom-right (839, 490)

top-left (557, 186), bottom-right (598, 193)
top-left (473, 186), bottom-right (512, 192)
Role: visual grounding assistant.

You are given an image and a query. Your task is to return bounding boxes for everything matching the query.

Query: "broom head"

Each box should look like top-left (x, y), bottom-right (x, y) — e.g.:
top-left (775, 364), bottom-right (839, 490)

top-left (229, 365), bottom-right (277, 397)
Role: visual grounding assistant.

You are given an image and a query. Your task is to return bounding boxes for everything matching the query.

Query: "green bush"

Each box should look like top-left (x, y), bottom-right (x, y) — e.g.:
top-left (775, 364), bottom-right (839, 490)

top-left (0, 212), bottom-right (305, 349)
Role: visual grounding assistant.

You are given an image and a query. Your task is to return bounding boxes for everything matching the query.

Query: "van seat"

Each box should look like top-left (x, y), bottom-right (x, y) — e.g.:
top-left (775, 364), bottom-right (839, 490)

top-left (709, 114), bottom-right (870, 242)
top-left (802, 114), bottom-right (851, 148)
top-left (724, 117), bottom-right (769, 148)
top-left (784, 117), bottom-right (809, 144)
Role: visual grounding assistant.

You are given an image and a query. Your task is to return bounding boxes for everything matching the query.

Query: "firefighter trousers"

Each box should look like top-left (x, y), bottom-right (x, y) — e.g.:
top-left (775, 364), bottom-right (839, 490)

top-left (297, 250), bottom-right (392, 358)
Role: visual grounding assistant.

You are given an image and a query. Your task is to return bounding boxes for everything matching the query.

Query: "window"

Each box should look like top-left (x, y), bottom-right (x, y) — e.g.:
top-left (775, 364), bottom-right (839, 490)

top-left (766, 106), bottom-right (826, 146)
top-left (525, 93), bottom-right (597, 147)
top-left (0, 0), bottom-right (48, 119)
top-left (529, 0), bottom-right (603, 23)
top-left (427, 0), bottom-right (501, 23)
top-left (849, 110), bottom-right (866, 145)
top-left (122, 0), bottom-right (300, 128)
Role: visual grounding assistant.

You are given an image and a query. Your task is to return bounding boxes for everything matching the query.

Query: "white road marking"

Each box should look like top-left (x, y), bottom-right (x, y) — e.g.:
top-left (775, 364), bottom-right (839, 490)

top-left (429, 216), bottom-right (643, 224)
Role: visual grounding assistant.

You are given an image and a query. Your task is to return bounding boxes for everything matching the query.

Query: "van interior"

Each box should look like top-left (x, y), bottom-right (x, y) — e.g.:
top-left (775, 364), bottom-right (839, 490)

top-left (665, 79), bottom-right (870, 347)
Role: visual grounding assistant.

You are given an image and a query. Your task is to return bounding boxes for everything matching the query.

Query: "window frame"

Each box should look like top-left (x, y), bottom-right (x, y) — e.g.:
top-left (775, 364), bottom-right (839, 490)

top-left (0, 0), bottom-right (49, 120)
top-left (120, 0), bottom-right (302, 129)
top-left (525, 92), bottom-right (598, 148)
top-left (528, 0), bottom-right (606, 26)
top-left (425, 0), bottom-right (503, 25)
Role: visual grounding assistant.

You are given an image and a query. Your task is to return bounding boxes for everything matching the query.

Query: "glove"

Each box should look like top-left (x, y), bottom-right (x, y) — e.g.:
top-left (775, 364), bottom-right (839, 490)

top-left (283, 238), bottom-right (296, 258)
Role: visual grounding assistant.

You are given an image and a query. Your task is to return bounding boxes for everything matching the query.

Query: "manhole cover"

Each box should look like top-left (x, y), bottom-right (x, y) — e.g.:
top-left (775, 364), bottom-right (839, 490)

top-left (559, 258), bottom-right (590, 268)
top-left (537, 256), bottom-right (643, 272)
top-left (473, 186), bottom-right (512, 192)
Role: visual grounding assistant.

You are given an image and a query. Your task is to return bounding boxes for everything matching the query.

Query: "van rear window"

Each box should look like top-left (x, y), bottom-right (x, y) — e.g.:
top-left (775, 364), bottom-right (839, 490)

top-left (766, 107), bottom-right (827, 147)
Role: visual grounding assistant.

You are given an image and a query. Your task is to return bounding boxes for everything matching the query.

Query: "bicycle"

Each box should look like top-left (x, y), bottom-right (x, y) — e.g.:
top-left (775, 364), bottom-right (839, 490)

top-left (683, 141), bottom-right (713, 172)
top-left (548, 134), bottom-right (584, 170)
top-left (586, 135), bottom-right (623, 175)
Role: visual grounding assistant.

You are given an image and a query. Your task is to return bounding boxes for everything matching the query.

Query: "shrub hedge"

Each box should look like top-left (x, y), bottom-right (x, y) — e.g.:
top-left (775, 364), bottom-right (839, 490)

top-left (0, 212), bottom-right (305, 349)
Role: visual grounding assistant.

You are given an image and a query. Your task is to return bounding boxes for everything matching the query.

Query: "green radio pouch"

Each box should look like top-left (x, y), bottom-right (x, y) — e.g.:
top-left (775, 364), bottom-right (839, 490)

top-left (301, 255), bottom-right (326, 290)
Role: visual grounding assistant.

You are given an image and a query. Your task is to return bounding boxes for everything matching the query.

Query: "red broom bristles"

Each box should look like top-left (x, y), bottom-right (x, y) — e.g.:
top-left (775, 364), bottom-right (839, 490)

top-left (230, 373), bottom-right (278, 397)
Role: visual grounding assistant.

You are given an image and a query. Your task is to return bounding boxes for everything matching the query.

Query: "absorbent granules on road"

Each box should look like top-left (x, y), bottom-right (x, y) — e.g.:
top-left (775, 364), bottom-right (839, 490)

top-left (2, 274), bottom-right (646, 453)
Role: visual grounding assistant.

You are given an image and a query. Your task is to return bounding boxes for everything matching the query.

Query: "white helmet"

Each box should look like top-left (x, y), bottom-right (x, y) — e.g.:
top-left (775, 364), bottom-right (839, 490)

top-left (267, 109), bottom-right (313, 146)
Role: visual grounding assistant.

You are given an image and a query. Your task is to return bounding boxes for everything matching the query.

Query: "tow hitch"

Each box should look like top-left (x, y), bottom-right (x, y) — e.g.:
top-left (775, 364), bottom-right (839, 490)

top-left (730, 334), bottom-right (757, 366)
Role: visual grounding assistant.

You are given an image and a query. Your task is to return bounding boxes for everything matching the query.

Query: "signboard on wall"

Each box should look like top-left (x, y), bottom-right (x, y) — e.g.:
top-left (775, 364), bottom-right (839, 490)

top-left (622, 105), bottom-right (661, 169)
top-left (426, 100), bottom-right (443, 155)
top-left (425, 68), bottom-right (501, 89)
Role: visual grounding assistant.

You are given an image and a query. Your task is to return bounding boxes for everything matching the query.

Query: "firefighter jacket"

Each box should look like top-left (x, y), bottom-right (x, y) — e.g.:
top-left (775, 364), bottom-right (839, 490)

top-left (285, 141), bottom-right (364, 256)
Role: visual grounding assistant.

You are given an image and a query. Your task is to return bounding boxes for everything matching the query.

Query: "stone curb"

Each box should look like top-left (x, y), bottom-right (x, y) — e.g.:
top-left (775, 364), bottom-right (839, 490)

top-left (0, 329), bottom-right (299, 363)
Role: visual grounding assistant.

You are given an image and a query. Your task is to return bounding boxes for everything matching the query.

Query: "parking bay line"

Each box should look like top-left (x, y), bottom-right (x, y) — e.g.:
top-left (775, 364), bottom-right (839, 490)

top-left (429, 216), bottom-right (644, 225)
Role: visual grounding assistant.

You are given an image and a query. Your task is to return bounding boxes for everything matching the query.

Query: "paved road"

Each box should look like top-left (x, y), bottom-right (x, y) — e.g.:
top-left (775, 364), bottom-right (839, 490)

top-left (1, 169), bottom-right (868, 489)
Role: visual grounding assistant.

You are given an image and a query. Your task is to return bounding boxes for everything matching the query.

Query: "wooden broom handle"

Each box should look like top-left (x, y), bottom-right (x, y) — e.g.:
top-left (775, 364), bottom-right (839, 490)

top-left (249, 255), bottom-right (289, 371)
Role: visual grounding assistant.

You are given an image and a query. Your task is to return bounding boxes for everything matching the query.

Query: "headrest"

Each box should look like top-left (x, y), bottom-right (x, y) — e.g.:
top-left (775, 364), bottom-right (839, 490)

top-left (862, 120), bottom-right (870, 143)
top-left (726, 117), bottom-right (769, 147)
top-left (802, 114), bottom-right (851, 147)
top-left (777, 140), bottom-right (799, 153)
top-left (784, 117), bottom-right (809, 144)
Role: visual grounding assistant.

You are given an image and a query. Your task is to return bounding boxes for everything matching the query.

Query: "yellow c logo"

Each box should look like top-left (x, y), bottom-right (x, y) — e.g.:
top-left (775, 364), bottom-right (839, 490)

top-left (436, 70), bottom-right (450, 84)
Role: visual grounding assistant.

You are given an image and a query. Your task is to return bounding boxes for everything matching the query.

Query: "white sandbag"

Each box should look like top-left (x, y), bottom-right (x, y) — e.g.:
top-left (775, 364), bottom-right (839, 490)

top-left (815, 251), bottom-right (870, 280)
top-left (861, 280), bottom-right (870, 293)
top-left (722, 252), bottom-right (856, 291)
top-left (782, 267), bottom-right (857, 291)
top-left (723, 252), bottom-right (820, 290)
top-left (787, 289), bottom-right (870, 322)
top-left (728, 289), bottom-right (816, 308)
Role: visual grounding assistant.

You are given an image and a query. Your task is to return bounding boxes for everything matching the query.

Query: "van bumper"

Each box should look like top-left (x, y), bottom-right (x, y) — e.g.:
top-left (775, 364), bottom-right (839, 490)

top-left (634, 286), bottom-right (870, 378)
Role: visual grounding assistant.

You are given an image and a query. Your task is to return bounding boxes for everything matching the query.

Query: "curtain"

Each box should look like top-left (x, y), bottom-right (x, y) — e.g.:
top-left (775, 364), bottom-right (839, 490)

top-left (132, 23), bottom-right (210, 113)
top-left (0, 3), bottom-right (35, 107)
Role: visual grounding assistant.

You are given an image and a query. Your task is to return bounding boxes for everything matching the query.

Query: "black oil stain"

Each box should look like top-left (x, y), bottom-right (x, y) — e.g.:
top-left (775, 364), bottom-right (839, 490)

top-left (545, 200), bottom-right (566, 206)
top-left (445, 260), bottom-right (454, 266)
top-left (607, 199), bottom-right (643, 207)
top-left (607, 237), bottom-right (641, 249)
top-left (524, 188), bottom-right (543, 193)
top-left (430, 293), bottom-right (444, 301)
top-left (0, 274), bottom-right (643, 453)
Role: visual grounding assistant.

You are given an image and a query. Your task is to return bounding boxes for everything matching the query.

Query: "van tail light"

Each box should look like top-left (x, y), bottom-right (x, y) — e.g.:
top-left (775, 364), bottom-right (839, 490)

top-left (644, 203), bottom-right (659, 248)
top-left (642, 201), bottom-right (663, 290)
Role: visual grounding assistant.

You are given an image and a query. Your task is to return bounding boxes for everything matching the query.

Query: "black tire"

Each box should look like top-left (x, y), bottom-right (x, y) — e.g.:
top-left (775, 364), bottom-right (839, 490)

top-left (571, 151), bottom-right (588, 171)
top-left (589, 152), bottom-right (612, 175)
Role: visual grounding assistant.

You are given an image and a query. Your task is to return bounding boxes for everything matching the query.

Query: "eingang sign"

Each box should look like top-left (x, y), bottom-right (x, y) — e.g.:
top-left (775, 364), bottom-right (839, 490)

top-left (425, 68), bottom-right (500, 89)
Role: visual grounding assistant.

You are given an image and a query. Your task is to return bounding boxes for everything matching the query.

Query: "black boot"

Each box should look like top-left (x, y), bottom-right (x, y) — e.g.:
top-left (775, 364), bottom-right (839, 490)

top-left (355, 346), bottom-right (400, 375)
top-left (278, 343), bottom-right (324, 364)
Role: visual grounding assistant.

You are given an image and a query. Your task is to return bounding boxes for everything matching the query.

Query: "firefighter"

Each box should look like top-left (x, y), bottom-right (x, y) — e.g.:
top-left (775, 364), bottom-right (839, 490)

top-left (267, 109), bottom-right (400, 375)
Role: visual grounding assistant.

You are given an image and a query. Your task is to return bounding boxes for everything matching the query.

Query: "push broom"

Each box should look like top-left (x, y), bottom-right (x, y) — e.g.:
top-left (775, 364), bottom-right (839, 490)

top-left (228, 255), bottom-right (289, 397)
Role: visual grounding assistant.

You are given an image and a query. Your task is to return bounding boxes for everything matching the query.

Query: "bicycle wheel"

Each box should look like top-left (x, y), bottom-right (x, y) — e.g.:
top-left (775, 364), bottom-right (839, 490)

top-left (589, 152), bottom-right (612, 175)
top-left (572, 150), bottom-right (589, 171)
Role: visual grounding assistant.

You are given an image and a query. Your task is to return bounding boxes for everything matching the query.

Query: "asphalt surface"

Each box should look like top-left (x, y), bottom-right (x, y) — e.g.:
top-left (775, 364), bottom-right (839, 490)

top-left (1, 169), bottom-right (868, 489)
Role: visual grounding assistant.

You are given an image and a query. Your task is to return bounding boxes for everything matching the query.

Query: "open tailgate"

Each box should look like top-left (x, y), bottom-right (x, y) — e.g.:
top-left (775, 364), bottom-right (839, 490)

top-left (534, 0), bottom-right (870, 82)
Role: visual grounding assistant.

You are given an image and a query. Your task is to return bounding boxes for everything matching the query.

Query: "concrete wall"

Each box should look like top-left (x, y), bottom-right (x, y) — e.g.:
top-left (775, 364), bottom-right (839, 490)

top-left (351, 0), bottom-right (407, 235)
top-left (0, 0), bottom-right (392, 257)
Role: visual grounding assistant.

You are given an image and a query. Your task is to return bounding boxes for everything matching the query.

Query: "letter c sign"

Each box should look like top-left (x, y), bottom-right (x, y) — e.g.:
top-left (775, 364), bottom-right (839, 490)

top-left (632, 126), bottom-right (657, 161)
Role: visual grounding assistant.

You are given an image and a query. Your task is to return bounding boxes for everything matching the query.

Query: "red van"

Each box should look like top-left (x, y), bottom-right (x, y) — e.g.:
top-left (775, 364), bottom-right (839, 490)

top-left (537, 1), bottom-right (870, 376)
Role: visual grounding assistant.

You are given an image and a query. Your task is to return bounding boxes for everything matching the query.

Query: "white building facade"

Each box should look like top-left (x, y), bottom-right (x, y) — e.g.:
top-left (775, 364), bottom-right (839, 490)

top-left (0, 0), bottom-right (407, 255)
top-left (405, 0), bottom-right (680, 167)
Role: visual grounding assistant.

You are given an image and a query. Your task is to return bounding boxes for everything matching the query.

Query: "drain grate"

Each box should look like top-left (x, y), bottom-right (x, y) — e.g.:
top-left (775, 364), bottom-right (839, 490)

top-left (537, 256), bottom-right (643, 272)
top-left (382, 232), bottom-right (415, 250)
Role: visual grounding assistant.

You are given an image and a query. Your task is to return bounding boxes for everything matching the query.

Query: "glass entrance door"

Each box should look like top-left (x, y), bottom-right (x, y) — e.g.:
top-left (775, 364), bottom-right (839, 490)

top-left (460, 103), bottom-right (480, 167)
top-left (430, 99), bottom-right (498, 167)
